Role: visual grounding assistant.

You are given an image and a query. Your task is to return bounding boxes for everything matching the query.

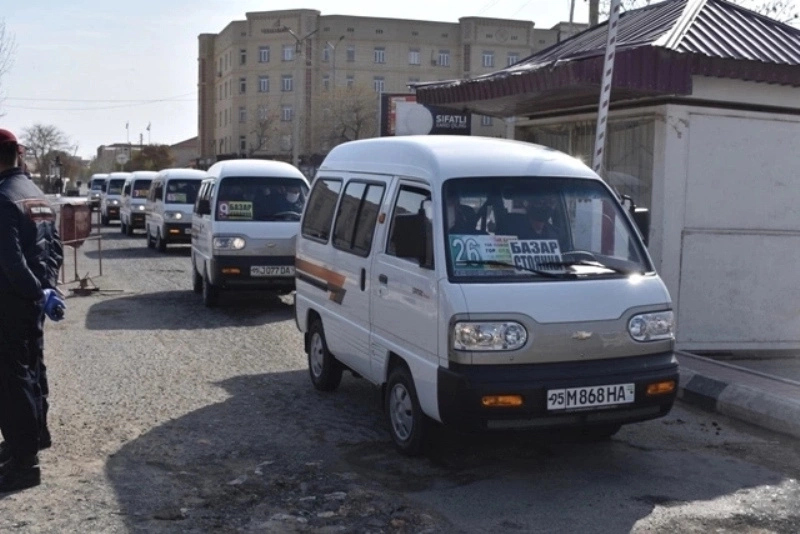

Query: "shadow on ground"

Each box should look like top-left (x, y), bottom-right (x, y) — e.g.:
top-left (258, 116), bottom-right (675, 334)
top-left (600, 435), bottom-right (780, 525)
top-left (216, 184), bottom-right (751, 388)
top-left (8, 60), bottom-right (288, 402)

top-left (85, 289), bottom-right (293, 330)
top-left (103, 370), bottom-right (789, 533)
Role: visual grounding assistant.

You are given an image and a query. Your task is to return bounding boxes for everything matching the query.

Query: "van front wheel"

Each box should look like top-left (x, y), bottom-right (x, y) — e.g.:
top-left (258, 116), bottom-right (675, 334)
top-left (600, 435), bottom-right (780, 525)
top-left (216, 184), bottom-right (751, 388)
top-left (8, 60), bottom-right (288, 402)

top-left (385, 366), bottom-right (428, 456)
top-left (307, 321), bottom-right (342, 391)
top-left (192, 261), bottom-right (203, 294)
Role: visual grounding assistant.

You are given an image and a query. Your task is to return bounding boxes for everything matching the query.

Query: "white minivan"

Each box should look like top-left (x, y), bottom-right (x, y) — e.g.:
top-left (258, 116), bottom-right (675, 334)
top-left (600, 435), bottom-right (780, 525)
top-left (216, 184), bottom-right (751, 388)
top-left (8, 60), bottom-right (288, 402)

top-left (294, 136), bottom-right (678, 455)
top-left (145, 168), bottom-right (207, 251)
top-left (87, 173), bottom-right (108, 212)
top-left (100, 172), bottom-right (131, 225)
top-left (120, 170), bottom-right (157, 236)
top-left (190, 159), bottom-right (309, 306)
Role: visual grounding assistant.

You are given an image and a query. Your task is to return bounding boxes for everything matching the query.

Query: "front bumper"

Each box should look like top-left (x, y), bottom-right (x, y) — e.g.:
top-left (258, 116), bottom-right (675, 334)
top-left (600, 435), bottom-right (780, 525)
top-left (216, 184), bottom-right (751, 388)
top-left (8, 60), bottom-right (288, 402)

top-left (129, 212), bottom-right (146, 228)
top-left (163, 222), bottom-right (192, 243)
top-left (210, 255), bottom-right (296, 290)
top-left (105, 206), bottom-right (120, 219)
top-left (437, 352), bottom-right (678, 431)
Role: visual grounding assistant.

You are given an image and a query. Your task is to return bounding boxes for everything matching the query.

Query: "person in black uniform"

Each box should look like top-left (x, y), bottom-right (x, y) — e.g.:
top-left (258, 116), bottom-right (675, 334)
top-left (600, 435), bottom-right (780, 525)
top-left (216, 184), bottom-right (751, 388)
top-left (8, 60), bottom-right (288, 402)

top-left (0, 128), bottom-right (65, 493)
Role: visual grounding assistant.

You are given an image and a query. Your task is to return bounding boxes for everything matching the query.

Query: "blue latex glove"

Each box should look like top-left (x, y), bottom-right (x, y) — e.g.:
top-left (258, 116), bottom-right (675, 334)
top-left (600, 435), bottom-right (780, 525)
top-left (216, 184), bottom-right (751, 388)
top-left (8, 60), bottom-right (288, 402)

top-left (42, 289), bottom-right (66, 322)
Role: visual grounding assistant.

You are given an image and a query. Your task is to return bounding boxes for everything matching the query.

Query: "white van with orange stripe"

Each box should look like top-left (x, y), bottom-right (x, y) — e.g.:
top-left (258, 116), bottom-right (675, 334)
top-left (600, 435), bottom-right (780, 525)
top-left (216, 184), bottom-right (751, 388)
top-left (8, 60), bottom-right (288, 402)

top-left (295, 135), bottom-right (678, 456)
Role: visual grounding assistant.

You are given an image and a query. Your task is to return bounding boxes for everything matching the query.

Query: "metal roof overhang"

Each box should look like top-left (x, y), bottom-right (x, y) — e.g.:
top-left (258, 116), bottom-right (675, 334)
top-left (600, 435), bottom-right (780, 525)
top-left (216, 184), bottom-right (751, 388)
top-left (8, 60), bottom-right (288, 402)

top-left (416, 46), bottom-right (800, 118)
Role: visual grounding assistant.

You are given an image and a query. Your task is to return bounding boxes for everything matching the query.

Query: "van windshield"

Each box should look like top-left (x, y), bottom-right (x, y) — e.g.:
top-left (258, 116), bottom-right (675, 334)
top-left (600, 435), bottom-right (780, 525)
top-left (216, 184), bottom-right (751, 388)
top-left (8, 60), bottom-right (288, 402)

top-left (107, 179), bottom-right (126, 195)
top-left (90, 180), bottom-right (105, 190)
top-left (443, 177), bottom-right (651, 282)
top-left (215, 176), bottom-right (309, 222)
top-left (165, 179), bottom-right (201, 204)
top-left (132, 180), bottom-right (152, 198)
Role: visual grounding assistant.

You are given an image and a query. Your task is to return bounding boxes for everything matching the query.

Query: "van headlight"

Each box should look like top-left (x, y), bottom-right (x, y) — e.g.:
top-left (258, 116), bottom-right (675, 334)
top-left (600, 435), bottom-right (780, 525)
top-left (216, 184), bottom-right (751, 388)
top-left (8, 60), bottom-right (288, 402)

top-left (453, 321), bottom-right (527, 351)
top-left (628, 311), bottom-right (674, 342)
top-left (165, 211), bottom-right (183, 220)
top-left (213, 236), bottom-right (246, 250)
top-left (111, 199), bottom-right (119, 205)
top-left (137, 205), bottom-right (146, 211)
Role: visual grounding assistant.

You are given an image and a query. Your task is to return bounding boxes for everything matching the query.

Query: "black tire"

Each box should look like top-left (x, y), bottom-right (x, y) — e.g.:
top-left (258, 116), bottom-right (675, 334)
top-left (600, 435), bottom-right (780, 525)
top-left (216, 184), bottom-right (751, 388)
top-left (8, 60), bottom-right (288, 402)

top-left (101, 214), bottom-right (109, 226)
top-left (580, 424), bottom-right (621, 442)
top-left (307, 320), bottom-right (342, 392)
top-left (146, 227), bottom-right (155, 249)
top-left (202, 272), bottom-right (219, 307)
top-left (125, 222), bottom-right (134, 236)
top-left (192, 260), bottom-right (203, 294)
top-left (385, 365), bottom-right (428, 456)
top-left (120, 220), bottom-right (127, 234)
top-left (155, 230), bottom-right (167, 252)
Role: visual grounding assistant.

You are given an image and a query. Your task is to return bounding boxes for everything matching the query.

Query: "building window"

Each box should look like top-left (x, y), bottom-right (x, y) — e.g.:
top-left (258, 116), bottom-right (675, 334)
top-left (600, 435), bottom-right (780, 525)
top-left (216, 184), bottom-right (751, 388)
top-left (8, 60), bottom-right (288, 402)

top-left (346, 45), bottom-right (355, 62)
top-left (438, 50), bottom-right (450, 67)
top-left (283, 45), bottom-right (294, 61)
top-left (259, 75), bottom-right (270, 93)
top-left (346, 27), bottom-right (355, 33)
top-left (282, 75), bottom-right (293, 92)
top-left (259, 46), bottom-right (270, 63)
top-left (373, 76), bottom-right (385, 93)
top-left (411, 31), bottom-right (418, 36)
top-left (239, 136), bottom-right (247, 152)
top-left (240, 49), bottom-right (247, 65)
top-left (322, 46), bottom-right (330, 62)
top-left (374, 47), bottom-right (386, 64)
top-left (322, 75), bottom-right (330, 90)
top-left (346, 75), bottom-right (354, 88)
top-left (408, 49), bottom-right (420, 65)
top-left (224, 108), bottom-right (229, 126)
top-left (258, 105), bottom-right (268, 120)
top-left (218, 57), bottom-right (223, 74)
top-left (239, 77), bottom-right (246, 94)
top-left (239, 106), bottom-right (247, 123)
top-left (282, 105), bottom-right (293, 121)
top-left (375, 29), bottom-right (383, 35)
top-left (507, 53), bottom-right (520, 66)
top-left (482, 51), bottom-right (495, 68)
top-left (481, 115), bottom-right (493, 126)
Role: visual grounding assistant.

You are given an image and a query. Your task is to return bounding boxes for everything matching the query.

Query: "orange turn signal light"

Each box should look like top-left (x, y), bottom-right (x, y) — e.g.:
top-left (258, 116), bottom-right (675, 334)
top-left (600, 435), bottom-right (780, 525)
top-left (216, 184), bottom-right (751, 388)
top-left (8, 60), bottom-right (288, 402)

top-left (169, 229), bottom-right (180, 235)
top-left (482, 395), bottom-right (524, 407)
top-left (646, 380), bottom-right (676, 396)
top-left (222, 267), bottom-right (241, 275)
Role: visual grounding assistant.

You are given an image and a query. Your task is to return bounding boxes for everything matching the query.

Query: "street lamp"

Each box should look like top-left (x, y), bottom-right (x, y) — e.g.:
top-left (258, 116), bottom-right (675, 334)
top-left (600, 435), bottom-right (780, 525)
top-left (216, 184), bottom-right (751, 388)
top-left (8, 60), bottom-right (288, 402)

top-left (285, 26), bottom-right (318, 169)
top-left (326, 35), bottom-right (345, 89)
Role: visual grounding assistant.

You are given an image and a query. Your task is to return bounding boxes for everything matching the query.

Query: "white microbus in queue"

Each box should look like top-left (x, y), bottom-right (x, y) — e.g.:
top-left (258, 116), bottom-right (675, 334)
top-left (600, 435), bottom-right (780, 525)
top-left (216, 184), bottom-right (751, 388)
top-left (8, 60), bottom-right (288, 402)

top-left (87, 173), bottom-right (109, 212)
top-left (190, 159), bottom-right (310, 307)
top-left (294, 136), bottom-right (678, 456)
top-left (120, 170), bottom-right (157, 236)
top-left (145, 168), bottom-right (207, 251)
top-left (100, 172), bottom-right (132, 225)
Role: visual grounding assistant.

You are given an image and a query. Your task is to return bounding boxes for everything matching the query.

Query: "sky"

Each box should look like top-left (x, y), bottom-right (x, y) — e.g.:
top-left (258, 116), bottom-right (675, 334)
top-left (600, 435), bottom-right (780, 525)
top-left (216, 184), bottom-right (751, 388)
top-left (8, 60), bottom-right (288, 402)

top-left (0, 0), bottom-right (588, 160)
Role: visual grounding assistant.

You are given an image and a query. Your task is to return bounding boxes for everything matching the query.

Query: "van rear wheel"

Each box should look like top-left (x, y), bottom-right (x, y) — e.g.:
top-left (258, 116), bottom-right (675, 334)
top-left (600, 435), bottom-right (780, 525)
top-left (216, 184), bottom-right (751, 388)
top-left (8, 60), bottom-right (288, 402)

top-left (385, 365), bottom-right (428, 456)
top-left (155, 231), bottom-right (167, 252)
top-left (307, 320), bottom-right (342, 391)
top-left (192, 261), bottom-right (203, 294)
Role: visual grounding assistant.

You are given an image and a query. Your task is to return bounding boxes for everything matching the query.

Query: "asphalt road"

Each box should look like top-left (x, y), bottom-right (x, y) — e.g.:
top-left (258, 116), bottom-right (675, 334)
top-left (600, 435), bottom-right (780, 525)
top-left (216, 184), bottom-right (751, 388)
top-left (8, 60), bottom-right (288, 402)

top-left (1, 223), bottom-right (799, 533)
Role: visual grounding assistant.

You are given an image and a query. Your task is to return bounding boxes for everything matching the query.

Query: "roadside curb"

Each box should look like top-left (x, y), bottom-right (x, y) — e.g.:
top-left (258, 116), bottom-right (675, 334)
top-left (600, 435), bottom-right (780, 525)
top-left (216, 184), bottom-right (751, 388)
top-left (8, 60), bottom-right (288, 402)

top-left (677, 357), bottom-right (800, 440)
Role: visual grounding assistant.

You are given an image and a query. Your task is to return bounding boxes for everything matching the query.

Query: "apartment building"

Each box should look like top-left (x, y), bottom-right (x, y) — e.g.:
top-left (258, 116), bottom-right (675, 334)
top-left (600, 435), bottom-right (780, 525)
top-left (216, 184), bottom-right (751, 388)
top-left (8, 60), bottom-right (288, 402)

top-left (198, 9), bottom-right (579, 169)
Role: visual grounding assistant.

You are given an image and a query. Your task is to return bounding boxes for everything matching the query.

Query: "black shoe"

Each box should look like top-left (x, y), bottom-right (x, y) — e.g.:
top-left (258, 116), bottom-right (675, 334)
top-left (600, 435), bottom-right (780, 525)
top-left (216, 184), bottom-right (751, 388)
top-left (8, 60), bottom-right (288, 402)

top-left (0, 436), bottom-right (50, 462)
top-left (0, 457), bottom-right (40, 493)
top-left (39, 429), bottom-right (52, 450)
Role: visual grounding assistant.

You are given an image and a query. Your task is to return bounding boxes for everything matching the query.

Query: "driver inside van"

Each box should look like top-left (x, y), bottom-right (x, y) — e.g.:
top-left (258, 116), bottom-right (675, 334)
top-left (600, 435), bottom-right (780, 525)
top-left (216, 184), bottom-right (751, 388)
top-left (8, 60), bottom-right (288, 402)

top-left (518, 197), bottom-right (560, 241)
top-left (445, 189), bottom-right (481, 234)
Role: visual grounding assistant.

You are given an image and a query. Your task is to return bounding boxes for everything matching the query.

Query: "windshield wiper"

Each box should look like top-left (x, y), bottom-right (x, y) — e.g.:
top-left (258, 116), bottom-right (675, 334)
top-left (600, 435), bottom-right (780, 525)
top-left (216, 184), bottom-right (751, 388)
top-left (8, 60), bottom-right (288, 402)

top-left (552, 259), bottom-right (642, 275)
top-left (455, 259), bottom-right (573, 279)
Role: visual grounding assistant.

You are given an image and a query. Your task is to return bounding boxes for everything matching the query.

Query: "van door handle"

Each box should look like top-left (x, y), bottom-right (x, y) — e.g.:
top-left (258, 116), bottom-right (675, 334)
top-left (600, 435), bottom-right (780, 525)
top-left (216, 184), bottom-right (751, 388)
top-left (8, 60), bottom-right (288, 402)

top-left (360, 268), bottom-right (366, 291)
top-left (378, 274), bottom-right (388, 285)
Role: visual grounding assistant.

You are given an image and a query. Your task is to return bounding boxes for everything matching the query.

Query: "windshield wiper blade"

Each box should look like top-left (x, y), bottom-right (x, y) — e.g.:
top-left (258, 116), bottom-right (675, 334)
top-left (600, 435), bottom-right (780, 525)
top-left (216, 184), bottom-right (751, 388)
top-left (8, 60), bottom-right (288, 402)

top-left (553, 259), bottom-right (641, 275)
top-left (455, 259), bottom-right (573, 279)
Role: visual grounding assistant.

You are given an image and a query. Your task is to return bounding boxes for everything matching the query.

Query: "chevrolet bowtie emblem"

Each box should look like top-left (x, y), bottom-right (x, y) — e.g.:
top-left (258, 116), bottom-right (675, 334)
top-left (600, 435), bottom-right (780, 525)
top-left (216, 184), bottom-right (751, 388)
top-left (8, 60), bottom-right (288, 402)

top-left (572, 331), bottom-right (593, 341)
top-left (266, 243), bottom-right (277, 248)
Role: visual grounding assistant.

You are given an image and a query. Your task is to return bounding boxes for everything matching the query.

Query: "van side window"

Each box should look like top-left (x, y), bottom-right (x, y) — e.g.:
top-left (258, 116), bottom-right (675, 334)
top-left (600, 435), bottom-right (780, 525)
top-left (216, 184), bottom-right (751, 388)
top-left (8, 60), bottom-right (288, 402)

top-left (194, 183), bottom-right (208, 214)
top-left (301, 178), bottom-right (342, 242)
top-left (153, 181), bottom-right (165, 202)
top-left (386, 186), bottom-right (433, 267)
top-left (332, 182), bottom-right (386, 257)
top-left (123, 182), bottom-right (131, 197)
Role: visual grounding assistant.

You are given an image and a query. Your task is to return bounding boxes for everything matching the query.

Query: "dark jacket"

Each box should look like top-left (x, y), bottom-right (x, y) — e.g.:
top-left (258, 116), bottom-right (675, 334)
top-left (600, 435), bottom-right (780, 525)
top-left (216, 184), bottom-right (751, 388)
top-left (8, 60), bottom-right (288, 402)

top-left (0, 168), bottom-right (63, 301)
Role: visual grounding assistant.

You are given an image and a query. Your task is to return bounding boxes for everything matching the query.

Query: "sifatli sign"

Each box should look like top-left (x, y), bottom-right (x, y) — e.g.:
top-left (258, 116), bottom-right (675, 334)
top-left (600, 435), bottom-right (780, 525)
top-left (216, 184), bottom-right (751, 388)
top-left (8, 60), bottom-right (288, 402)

top-left (380, 94), bottom-right (471, 137)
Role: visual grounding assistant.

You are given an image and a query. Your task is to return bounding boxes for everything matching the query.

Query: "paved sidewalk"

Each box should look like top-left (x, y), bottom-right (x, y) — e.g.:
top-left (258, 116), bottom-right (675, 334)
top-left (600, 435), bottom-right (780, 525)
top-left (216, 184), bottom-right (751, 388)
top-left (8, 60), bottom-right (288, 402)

top-left (677, 350), bottom-right (800, 440)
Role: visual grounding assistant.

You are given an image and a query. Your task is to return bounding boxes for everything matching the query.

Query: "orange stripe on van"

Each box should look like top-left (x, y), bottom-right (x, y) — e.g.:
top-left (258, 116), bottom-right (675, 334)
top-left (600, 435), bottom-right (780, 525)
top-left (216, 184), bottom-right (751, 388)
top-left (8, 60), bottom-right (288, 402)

top-left (295, 258), bottom-right (347, 304)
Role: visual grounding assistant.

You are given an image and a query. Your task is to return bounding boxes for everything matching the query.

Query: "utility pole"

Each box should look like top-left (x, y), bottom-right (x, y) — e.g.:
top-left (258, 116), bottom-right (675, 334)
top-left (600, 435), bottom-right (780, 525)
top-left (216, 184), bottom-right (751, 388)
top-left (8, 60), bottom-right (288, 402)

top-left (592, 0), bottom-right (621, 177)
top-left (287, 26), bottom-right (319, 169)
top-left (589, 0), bottom-right (600, 26)
top-left (327, 35), bottom-right (345, 89)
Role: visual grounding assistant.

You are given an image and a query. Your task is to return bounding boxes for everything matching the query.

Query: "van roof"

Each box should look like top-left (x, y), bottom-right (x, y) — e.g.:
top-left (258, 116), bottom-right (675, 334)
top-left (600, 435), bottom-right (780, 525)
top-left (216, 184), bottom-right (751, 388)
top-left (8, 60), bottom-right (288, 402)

top-left (130, 170), bottom-right (158, 179)
top-left (156, 168), bottom-right (208, 180)
top-left (107, 172), bottom-right (133, 180)
top-left (206, 159), bottom-right (307, 182)
top-left (90, 174), bottom-right (109, 180)
top-left (319, 136), bottom-right (598, 184)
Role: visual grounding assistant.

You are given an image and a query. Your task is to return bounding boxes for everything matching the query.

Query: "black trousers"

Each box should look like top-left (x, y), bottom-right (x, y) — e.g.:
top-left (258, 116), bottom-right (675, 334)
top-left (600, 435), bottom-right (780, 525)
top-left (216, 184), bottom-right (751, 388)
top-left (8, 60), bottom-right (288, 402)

top-left (0, 295), bottom-right (44, 460)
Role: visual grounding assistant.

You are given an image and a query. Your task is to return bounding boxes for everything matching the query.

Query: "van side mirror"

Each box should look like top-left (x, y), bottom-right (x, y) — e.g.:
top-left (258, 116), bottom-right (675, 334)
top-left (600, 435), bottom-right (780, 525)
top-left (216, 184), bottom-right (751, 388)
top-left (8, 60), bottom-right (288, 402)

top-left (632, 207), bottom-right (650, 246)
top-left (392, 213), bottom-right (434, 269)
top-left (196, 198), bottom-right (211, 216)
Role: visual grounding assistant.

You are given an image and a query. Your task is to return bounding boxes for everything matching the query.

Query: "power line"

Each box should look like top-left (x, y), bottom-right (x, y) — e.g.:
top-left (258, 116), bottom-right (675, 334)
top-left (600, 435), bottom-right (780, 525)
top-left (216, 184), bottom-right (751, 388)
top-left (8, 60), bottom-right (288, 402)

top-left (3, 98), bottom-right (196, 112)
top-left (5, 92), bottom-right (196, 103)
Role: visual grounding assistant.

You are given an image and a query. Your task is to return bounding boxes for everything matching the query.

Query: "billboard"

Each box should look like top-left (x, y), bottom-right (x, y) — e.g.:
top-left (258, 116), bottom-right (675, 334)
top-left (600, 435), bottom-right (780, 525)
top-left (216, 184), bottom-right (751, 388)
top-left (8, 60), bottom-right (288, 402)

top-left (380, 94), bottom-right (471, 137)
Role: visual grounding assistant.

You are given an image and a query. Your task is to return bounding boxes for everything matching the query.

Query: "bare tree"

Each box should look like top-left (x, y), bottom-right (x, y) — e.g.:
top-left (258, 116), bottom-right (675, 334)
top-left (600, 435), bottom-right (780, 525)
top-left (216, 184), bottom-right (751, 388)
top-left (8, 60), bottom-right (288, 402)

top-left (0, 20), bottom-right (17, 115)
top-left (248, 104), bottom-right (285, 157)
top-left (313, 84), bottom-right (378, 154)
top-left (21, 124), bottom-right (70, 187)
top-left (600, 0), bottom-right (798, 25)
